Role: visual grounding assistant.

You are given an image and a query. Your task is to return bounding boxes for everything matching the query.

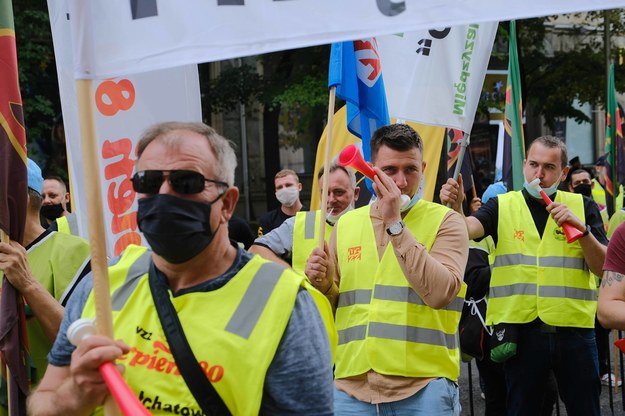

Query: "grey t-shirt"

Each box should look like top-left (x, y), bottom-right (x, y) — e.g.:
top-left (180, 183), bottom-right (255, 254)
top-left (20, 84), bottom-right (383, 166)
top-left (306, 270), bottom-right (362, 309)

top-left (252, 216), bottom-right (297, 262)
top-left (49, 247), bottom-right (334, 415)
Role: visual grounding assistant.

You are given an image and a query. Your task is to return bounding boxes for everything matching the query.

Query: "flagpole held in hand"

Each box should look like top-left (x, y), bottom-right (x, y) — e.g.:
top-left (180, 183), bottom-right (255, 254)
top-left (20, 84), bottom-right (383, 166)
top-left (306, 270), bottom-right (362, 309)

top-left (318, 87), bottom-right (336, 249)
top-left (471, 174), bottom-right (477, 200)
top-left (448, 133), bottom-right (470, 207)
top-left (76, 80), bottom-right (119, 416)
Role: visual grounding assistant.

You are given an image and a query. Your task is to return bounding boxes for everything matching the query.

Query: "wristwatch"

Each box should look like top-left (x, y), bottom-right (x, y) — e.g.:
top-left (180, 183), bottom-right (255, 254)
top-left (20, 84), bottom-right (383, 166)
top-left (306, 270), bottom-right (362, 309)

top-left (386, 220), bottom-right (405, 236)
top-left (582, 224), bottom-right (591, 238)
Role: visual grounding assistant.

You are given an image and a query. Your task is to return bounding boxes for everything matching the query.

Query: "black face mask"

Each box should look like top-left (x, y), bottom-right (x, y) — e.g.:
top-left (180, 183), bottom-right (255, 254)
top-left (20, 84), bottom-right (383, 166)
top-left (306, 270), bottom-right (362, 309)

top-left (573, 183), bottom-right (592, 198)
top-left (40, 203), bottom-right (65, 221)
top-left (137, 194), bottom-right (221, 264)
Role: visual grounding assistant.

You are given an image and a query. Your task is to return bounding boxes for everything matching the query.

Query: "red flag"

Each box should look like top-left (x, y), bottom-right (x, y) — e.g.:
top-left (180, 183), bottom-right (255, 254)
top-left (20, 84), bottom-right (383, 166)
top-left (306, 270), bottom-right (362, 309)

top-left (0, 0), bottom-right (30, 414)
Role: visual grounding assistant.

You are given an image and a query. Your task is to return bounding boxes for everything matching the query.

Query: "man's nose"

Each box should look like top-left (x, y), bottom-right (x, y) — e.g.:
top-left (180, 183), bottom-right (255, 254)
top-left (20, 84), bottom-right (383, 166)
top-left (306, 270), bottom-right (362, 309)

top-left (395, 173), bottom-right (407, 189)
top-left (159, 177), bottom-right (174, 194)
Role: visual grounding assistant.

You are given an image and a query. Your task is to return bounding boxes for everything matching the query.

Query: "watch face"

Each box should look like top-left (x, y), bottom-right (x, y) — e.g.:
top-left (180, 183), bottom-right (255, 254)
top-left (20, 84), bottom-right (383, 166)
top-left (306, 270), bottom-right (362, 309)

top-left (388, 221), bottom-right (404, 235)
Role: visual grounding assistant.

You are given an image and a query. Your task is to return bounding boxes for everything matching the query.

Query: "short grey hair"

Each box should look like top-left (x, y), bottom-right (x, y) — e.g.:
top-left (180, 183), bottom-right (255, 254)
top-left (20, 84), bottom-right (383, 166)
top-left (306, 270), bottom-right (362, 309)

top-left (137, 122), bottom-right (238, 186)
top-left (316, 163), bottom-right (357, 190)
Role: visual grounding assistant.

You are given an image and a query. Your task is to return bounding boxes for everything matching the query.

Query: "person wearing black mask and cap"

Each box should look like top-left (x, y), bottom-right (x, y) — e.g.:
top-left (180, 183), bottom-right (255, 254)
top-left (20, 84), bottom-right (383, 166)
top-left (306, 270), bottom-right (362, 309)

top-left (568, 168), bottom-right (608, 229)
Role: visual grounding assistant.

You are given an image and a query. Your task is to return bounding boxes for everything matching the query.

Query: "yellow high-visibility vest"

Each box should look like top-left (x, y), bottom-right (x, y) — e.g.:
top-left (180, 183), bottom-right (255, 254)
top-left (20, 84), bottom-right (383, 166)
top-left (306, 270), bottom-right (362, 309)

top-left (487, 191), bottom-right (595, 328)
top-left (334, 201), bottom-right (466, 381)
top-left (82, 245), bottom-right (336, 415)
top-left (292, 211), bottom-right (332, 275)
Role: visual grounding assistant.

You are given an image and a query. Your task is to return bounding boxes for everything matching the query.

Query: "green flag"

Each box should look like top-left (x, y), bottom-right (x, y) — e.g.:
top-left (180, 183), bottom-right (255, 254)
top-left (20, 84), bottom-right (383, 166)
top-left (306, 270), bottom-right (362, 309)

top-left (604, 62), bottom-right (621, 216)
top-left (503, 20), bottom-right (525, 191)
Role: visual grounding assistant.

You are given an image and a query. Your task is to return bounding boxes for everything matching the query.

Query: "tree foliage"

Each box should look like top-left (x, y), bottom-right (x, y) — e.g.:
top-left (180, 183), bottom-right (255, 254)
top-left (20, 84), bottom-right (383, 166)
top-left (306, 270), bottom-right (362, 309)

top-left (13, 1), bottom-right (60, 154)
top-left (517, 9), bottom-right (625, 128)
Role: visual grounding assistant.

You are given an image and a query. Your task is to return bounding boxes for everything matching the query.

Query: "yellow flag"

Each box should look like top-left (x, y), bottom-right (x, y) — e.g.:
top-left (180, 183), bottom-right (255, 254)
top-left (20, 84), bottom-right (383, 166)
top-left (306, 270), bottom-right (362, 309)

top-left (311, 106), bottom-right (445, 210)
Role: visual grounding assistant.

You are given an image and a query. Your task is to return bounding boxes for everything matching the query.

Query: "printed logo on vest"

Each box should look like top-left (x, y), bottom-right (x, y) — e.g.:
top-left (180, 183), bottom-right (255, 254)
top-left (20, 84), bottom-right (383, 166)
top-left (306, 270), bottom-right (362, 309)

top-left (347, 246), bottom-right (362, 262)
top-left (496, 328), bottom-right (505, 341)
top-left (552, 227), bottom-right (566, 241)
top-left (139, 390), bottom-right (203, 416)
top-left (118, 340), bottom-right (224, 382)
top-left (513, 229), bottom-right (524, 242)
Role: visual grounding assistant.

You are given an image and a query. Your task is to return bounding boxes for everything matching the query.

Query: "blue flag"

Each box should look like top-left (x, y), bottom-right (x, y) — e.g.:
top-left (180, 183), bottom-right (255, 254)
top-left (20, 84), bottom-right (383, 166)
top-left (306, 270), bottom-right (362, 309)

top-left (328, 39), bottom-right (390, 163)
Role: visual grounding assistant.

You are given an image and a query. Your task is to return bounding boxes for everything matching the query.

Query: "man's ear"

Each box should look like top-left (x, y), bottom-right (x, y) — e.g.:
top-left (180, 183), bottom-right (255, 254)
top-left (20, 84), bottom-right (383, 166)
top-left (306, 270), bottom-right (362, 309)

top-left (297, 182), bottom-right (302, 192)
top-left (219, 186), bottom-right (240, 224)
top-left (560, 166), bottom-right (570, 182)
top-left (353, 186), bottom-right (360, 202)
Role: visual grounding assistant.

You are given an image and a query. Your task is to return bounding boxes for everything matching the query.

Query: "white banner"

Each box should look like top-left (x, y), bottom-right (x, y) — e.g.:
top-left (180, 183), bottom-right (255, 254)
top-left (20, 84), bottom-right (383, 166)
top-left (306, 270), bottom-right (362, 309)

top-left (67, 0), bottom-right (625, 80)
top-left (48, 0), bottom-right (202, 256)
top-left (378, 23), bottom-right (497, 132)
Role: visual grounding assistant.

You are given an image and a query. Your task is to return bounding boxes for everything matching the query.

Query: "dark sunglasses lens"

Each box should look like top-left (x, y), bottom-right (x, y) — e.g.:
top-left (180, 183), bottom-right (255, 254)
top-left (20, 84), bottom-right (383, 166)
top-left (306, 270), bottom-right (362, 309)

top-left (132, 171), bottom-right (165, 194)
top-left (170, 171), bottom-right (206, 194)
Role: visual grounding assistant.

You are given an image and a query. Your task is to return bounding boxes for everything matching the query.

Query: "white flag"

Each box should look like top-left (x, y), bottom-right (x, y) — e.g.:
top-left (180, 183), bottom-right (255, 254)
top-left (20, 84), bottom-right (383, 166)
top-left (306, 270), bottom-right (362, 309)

top-left (377, 23), bottom-right (498, 132)
top-left (48, 0), bottom-right (202, 256)
top-left (67, 0), bottom-right (625, 80)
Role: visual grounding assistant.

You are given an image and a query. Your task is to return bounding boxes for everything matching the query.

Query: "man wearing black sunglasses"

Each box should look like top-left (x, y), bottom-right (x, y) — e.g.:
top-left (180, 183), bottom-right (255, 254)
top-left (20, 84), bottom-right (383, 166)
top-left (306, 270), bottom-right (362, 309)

top-left (29, 122), bottom-right (336, 416)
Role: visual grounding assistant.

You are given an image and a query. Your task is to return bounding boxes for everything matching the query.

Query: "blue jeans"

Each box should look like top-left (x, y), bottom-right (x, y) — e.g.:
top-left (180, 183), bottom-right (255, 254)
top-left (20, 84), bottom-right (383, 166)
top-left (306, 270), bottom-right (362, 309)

top-left (504, 322), bottom-right (600, 416)
top-left (334, 378), bottom-right (460, 415)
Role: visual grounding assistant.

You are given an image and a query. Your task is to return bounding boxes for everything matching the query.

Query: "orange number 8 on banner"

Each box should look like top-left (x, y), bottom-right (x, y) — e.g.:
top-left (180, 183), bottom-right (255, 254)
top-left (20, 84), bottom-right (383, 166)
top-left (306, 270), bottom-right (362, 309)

top-left (95, 79), bottom-right (136, 116)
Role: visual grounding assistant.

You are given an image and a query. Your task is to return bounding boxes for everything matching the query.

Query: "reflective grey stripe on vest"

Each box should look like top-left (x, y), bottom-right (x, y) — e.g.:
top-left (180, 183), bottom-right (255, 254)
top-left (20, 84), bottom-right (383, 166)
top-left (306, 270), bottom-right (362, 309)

top-left (225, 262), bottom-right (284, 339)
top-left (368, 322), bottom-right (457, 349)
top-left (337, 289), bottom-right (373, 308)
top-left (339, 323), bottom-right (457, 348)
top-left (373, 285), bottom-right (464, 313)
top-left (494, 254), bottom-right (587, 271)
top-left (66, 213), bottom-right (79, 235)
top-left (304, 211), bottom-right (316, 239)
top-left (489, 283), bottom-right (537, 299)
top-left (111, 251), bottom-right (153, 311)
top-left (539, 285), bottom-right (596, 301)
top-left (338, 325), bottom-right (367, 344)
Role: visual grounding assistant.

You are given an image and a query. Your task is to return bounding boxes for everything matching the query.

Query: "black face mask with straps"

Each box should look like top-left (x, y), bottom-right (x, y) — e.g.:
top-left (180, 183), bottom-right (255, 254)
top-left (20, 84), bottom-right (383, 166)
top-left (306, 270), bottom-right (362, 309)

top-left (40, 203), bottom-right (65, 221)
top-left (572, 183), bottom-right (592, 198)
top-left (137, 193), bottom-right (222, 264)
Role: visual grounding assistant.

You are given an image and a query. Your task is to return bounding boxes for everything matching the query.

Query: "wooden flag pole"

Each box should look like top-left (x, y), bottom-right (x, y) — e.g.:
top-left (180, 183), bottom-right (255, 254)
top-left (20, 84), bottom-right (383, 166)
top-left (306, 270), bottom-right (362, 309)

top-left (471, 174), bottom-right (477, 200)
top-left (318, 87), bottom-right (336, 249)
top-left (75, 80), bottom-right (119, 416)
top-left (0, 230), bottom-right (10, 416)
top-left (447, 132), bottom-right (470, 208)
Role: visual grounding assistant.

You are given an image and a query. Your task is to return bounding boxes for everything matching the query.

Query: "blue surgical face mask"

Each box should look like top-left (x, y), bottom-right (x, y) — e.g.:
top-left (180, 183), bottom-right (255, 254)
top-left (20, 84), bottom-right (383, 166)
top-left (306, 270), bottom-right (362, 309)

top-left (523, 179), bottom-right (561, 199)
top-left (400, 175), bottom-right (425, 213)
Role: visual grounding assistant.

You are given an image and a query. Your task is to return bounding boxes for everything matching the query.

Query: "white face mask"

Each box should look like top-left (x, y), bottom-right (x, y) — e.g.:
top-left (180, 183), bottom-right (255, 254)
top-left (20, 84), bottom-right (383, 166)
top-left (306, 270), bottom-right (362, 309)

top-left (326, 204), bottom-right (354, 225)
top-left (400, 175), bottom-right (425, 212)
top-left (523, 179), bottom-right (560, 199)
top-left (275, 187), bottom-right (299, 207)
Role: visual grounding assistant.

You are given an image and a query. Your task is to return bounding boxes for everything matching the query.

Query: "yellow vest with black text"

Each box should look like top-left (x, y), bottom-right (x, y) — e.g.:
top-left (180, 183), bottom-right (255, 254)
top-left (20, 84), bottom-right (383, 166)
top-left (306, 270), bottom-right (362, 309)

top-left (81, 245), bottom-right (336, 416)
top-left (334, 200), bottom-right (466, 381)
top-left (487, 191), bottom-right (595, 328)
top-left (292, 211), bottom-right (332, 275)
